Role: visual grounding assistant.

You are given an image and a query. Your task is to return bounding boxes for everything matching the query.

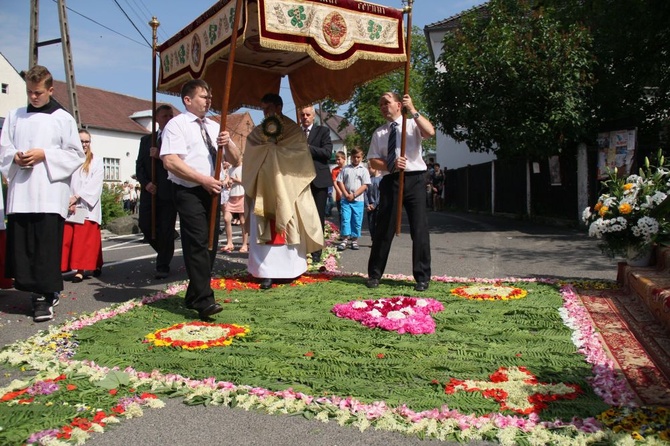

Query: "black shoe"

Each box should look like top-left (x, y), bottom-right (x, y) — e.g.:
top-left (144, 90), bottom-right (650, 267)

top-left (414, 281), bottom-right (429, 292)
top-left (71, 273), bottom-right (84, 283)
top-left (155, 271), bottom-right (169, 279)
top-left (366, 278), bottom-right (379, 288)
top-left (32, 295), bottom-right (55, 322)
top-left (198, 303), bottom-right (223, 320)
top-left (93, 268), bottom-right (102, 277)
top-left (260, 278), bottom-right (273, 290)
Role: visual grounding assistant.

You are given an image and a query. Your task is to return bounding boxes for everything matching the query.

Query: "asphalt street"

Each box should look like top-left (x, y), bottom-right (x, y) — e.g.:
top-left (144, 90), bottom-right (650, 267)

top-left (0, 210), bottom-right (618, 445)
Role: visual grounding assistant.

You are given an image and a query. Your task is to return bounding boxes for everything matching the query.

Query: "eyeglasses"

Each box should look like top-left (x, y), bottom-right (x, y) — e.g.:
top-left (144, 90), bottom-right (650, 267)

top-left (81, 140), bottom-right (91, 144)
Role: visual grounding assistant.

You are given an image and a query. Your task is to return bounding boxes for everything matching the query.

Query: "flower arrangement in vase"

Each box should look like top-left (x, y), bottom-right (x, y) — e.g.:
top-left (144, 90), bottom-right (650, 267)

top-left (582, 150), bottom-right (670, 261)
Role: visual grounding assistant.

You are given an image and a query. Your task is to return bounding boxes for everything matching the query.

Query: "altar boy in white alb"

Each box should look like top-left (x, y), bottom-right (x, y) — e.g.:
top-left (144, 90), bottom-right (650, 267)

top-left (0, 65), bottom-right (85, 322)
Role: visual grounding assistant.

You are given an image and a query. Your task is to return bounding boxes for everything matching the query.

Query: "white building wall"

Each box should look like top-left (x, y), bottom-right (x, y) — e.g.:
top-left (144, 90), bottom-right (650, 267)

top-left (437, 131), bottom-right (496, 170)
top-left (86, 128), bottom-right (144, 185)
top-left (426, 28), bottom-right (497, 170)
top-left (0, 54), bottom-right (27, 118)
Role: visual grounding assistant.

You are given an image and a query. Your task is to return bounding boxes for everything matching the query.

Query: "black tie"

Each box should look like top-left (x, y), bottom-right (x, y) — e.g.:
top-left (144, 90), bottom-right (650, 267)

top-left (387, 122), bottom-right (398, 173)
top-left (197, 118), bottom-right (217, 165)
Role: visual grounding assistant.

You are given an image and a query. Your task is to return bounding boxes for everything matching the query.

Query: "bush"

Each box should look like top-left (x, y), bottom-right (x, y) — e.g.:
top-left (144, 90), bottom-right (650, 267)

top-left (101, 183), bottom-right (125, 227)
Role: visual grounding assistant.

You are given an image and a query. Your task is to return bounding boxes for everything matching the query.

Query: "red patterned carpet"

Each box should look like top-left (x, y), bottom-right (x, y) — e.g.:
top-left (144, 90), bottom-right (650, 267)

top-left (578, 288), bottom-right (670, 406)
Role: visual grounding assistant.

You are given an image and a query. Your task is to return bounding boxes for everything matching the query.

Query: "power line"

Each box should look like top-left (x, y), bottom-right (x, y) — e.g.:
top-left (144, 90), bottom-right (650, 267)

top-left (112, 0), bottom-right (151, 47)
top-left (124, 0), bottom-right (170, 42)
top-left (51, 0), bottom-right (149, 48)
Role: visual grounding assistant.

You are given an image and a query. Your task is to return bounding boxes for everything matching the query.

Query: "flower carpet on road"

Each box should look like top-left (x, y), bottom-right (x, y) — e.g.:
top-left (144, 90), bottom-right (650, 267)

top-left (1, 272), bottom-right (670, 445)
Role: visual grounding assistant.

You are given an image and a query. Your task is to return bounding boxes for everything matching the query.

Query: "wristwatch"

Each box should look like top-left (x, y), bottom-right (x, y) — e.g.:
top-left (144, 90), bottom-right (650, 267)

top-left (412, 111), bottom-right (421, 119)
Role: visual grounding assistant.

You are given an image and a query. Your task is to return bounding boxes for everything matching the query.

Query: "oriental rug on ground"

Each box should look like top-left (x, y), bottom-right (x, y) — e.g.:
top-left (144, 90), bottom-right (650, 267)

top-left (576, 288), bottom-right (670, 406)
top-left (1, 273), bottom-right (670, 445)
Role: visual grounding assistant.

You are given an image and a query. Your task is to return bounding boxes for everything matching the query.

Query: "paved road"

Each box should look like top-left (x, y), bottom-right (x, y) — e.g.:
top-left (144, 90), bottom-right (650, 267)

top-left (0, 211), bottom-right (618, 446)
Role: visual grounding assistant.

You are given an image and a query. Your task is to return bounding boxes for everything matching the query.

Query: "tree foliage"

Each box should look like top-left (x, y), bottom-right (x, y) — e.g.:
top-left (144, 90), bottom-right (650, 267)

top-left (424, 0), bottom-right (595, 158)
top-left (542, 0), bottom-right (670, 146)
top-left (324, 26), bottom-right (435, 153)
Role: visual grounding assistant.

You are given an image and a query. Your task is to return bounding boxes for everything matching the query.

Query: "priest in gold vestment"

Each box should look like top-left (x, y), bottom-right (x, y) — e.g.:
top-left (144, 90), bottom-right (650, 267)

top-left (242, 94), bottom-right (324, 289)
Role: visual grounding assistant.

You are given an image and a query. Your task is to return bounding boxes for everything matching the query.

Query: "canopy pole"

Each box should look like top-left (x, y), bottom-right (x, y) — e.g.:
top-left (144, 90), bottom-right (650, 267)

top-left (396, 0), bottom-right (414, 236)
top-left (149, 16), bottom-right (159, 240)
top-left (208, 0), bottom-right (244, 250)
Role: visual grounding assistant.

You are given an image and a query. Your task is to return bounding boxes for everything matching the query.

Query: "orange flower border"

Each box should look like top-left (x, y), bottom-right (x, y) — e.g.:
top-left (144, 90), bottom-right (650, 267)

top-left (450, 284), bottom-right (528, 301)
top-left (210, 273), bottom-right (331, 292)
top-left (144, 322), bottom-right (249, 350)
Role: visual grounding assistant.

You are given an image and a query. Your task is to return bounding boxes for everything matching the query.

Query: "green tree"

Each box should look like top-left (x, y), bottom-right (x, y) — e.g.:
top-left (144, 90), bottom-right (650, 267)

top-left (424, 0), bottom-right (595, 158)
top-left (542, 0), bottom-right (670, 147)
top-left (329, 26), bottom-right (436, 154)
top-left (101, 184), bottom-right (125, 227)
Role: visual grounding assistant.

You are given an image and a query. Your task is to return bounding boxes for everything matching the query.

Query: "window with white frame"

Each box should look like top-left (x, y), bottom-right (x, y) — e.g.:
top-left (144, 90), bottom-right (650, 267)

top-left (103, 158), bottom-right (120, 181)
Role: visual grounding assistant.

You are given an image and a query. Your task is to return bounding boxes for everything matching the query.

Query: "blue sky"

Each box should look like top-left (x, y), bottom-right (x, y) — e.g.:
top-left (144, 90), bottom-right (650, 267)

top-left (1, 0), bottom-right (485, 123)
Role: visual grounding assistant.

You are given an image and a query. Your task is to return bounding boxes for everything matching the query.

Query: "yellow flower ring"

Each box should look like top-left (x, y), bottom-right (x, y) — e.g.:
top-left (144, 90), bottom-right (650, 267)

top-left (450, 284), bottom-right (528, 301)
top-left (145, 322), bottom-right (249, 350)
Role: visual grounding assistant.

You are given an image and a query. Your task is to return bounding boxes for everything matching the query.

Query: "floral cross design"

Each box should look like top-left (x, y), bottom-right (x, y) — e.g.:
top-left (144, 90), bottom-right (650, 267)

top-left (443, 366), bottom-right (582, 414)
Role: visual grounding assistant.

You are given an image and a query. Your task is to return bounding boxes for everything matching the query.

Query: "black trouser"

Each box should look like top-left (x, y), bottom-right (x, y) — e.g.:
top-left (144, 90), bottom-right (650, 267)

top-left (6, 213), bottom-right (64, 295)
top-left (139, 193), bottom-right (177, 273)
top-left (310, 183), bottom-right (328, 256)
top-left (367, 171), bottom-right (431, 283)
top-left (172, 184), bottom-right (220, 311)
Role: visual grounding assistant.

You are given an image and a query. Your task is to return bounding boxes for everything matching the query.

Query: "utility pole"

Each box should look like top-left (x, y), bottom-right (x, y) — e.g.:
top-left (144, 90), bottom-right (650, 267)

top-left (29, 0), bottom-right (81, 126)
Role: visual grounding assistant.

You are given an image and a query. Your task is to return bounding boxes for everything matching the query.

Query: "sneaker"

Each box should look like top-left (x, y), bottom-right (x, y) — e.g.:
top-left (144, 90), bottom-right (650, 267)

top-left (52, 293), bottom-right (60, 307)
top-left (337, 241), bottom-right (348, 251)
top-left (350, 240), bottom-right (359, 250)
top-left (32, 295), bottom-right (54, 322)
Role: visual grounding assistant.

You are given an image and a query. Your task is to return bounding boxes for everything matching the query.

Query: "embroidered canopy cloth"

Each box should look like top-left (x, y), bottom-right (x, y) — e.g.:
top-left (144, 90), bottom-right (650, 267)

top-left (157, 0), bottom-right (406, 111)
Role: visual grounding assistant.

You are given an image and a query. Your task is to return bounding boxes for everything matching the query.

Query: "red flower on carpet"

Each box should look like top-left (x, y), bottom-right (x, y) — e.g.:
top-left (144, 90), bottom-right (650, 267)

top-left (211, 274), bottom-right (260, 291)
top-left (443, 366), bottom-right (581, 414)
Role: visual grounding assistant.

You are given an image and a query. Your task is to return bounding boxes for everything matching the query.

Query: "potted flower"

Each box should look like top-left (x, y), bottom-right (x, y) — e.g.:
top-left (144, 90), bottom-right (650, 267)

top-left (582, 150), bottom-right (670, 265)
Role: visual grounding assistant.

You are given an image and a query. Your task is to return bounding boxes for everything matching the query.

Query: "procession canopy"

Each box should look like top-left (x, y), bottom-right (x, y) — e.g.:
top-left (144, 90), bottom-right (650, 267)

top-left (157, 0), bottom-right (406, 111)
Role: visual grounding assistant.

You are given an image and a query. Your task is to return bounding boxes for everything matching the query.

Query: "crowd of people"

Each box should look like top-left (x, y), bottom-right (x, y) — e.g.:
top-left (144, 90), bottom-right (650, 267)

top-left (0, 64), bottom-right (438, 323)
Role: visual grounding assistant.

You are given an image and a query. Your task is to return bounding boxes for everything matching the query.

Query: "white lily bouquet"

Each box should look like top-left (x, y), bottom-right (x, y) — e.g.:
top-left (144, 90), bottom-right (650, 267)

top-left (582, 150), bottom-right (670, 258)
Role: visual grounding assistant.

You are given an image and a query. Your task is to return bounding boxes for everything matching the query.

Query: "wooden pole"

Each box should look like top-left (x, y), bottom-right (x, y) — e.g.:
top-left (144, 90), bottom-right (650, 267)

top-left (149, 16), bottom-right (159, 240)
top-left (396, 0), bottom-right (413, 235)
top-left (208, 0), bottom-right (244, 250)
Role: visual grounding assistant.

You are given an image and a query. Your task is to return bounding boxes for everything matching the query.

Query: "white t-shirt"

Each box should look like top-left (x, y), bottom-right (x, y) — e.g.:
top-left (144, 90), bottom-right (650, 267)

top-left (160, 111), bottom-right (222, 188)
top-left (368, 117), bottom-right (427, 175)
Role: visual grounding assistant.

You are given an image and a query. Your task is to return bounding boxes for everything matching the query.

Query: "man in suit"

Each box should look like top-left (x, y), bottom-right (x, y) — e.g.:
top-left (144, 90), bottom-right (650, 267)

top-left (299, 106), bottom-right (333, 262)
top-left (136, 103), bottom-right (177, 279)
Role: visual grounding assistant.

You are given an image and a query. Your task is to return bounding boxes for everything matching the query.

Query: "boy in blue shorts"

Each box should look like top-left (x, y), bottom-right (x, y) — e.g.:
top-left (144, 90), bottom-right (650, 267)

top-left (336, 147), bottom-right (371, 251)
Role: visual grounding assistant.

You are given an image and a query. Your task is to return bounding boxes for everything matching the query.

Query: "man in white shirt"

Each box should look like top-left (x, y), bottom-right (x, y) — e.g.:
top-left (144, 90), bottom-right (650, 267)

top-left (161, 79), bottom-right (241, 320)
top-left (0, 65), bottom-right (85, 322)
top-left (365, 92), bottom-right (435, 292)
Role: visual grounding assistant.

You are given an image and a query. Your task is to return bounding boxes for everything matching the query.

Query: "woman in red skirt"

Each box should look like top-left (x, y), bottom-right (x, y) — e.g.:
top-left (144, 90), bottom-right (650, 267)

top-left (61, 129), bottom-right (103, 282)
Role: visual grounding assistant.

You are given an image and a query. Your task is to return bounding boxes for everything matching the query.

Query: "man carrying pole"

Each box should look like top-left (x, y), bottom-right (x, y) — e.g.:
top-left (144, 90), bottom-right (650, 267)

top-left (365, 92), bottom-right (434, 292)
